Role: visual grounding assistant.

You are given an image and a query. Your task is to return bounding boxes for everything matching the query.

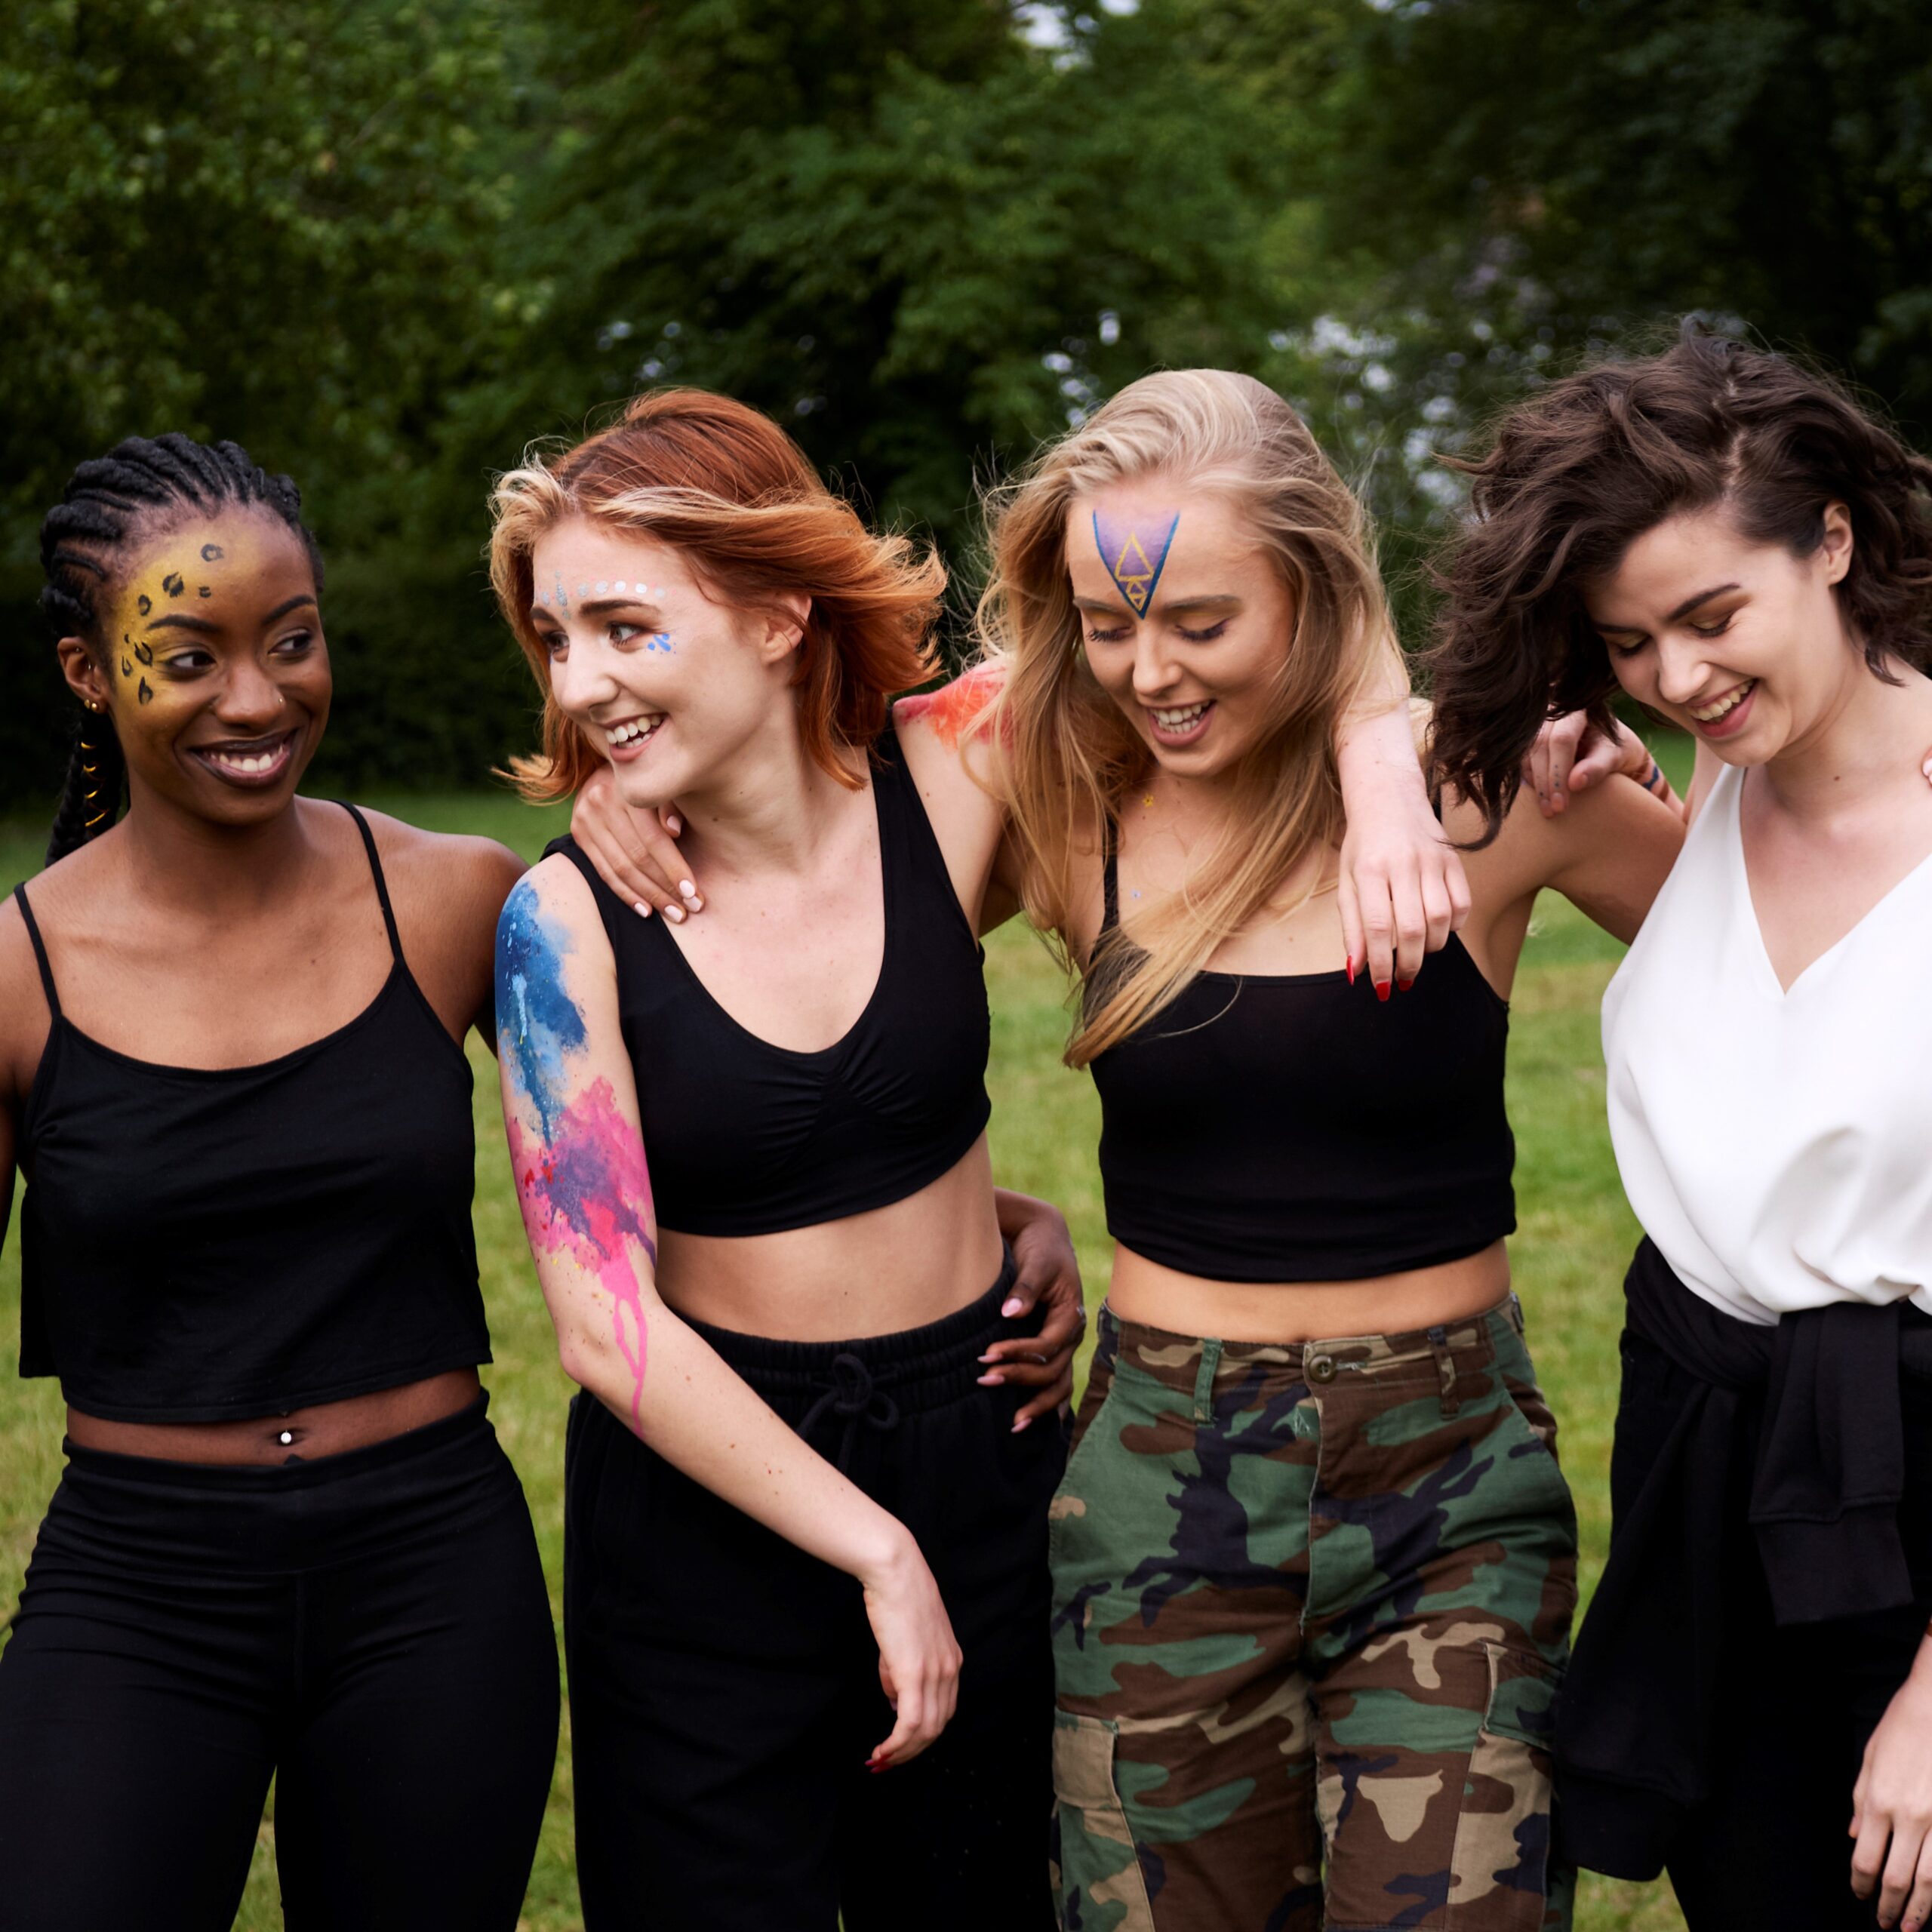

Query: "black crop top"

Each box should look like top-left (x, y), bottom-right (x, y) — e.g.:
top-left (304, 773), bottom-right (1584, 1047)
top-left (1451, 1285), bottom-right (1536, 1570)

top-left (1089, 849), bottom-right (1515, 1282)
top-left (12, 804), bottom-right (491, 1423)
top-left (552, 727), bottom-right (992, 1236)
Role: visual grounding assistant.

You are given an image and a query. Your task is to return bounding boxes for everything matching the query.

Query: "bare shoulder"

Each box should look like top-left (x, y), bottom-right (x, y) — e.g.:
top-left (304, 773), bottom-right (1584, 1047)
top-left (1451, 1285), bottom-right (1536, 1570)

top-left (499, 851), bottom-right (611, 967)
top-left (0, 842), bottom-right (113, 1101)
top-left (893, 665), bottom-right (1013, 914)
top-left (0, 891), bottom-right (52, 1100)
top-left (1447, 768), bottom-right (1682, 933)
top-left (356, 806), bottom-right (526, 942)
top-left (894, 661), bottom-right (1007, 752)
top-left (357, 806), bottom-right (525, 899)
top-left (497, 854), bottom-right (620, 1042)
top-left (894, 663), bottom-right (1011, 797)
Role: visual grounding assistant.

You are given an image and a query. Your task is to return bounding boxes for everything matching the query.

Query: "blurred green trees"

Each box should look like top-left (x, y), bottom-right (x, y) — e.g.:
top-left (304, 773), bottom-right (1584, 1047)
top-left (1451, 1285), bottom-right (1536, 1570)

top-left (4, 0), bottom-right (1928, 810)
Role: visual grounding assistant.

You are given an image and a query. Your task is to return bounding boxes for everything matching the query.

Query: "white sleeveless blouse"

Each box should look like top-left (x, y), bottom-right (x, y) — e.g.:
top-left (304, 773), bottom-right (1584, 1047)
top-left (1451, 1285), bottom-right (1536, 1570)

top-left (1602, 762), bottom-right (1932, 1327)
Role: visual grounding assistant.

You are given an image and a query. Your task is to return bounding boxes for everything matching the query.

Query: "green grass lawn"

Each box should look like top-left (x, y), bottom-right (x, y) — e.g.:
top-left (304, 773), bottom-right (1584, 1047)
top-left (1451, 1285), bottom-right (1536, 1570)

top-left (0, 777), bottom-right (1689, 1932)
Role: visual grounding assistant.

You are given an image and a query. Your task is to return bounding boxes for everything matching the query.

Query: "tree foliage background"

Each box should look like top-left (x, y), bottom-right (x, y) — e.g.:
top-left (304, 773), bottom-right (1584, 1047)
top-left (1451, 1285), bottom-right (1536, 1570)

top-left (4, 0), bottom-right (1929, 809)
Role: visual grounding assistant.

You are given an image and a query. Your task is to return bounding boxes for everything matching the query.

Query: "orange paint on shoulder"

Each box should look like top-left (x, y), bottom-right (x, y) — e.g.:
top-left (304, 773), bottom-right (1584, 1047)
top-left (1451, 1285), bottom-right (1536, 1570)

top-left (895, 661), bottom-right (1008, 749)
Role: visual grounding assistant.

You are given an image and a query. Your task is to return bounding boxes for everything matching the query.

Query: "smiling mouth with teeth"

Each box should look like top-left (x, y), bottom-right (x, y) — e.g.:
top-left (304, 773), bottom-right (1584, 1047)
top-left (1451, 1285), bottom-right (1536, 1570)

top-left (1689, 679), bottom-right (1755, 724)
top-left (191, 731), bottom-right (297, 780)
top-left (605, 715), bottom-right (665, 751)
top-left (1147, 701), bottom-right (1214, 734)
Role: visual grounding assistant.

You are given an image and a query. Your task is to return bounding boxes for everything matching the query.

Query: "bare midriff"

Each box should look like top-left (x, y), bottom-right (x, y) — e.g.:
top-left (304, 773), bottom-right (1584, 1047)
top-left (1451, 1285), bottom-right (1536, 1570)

top-left (1106, 1238), bottom-right (1512, 1344)
top-left (657, 1134), bottom-right (1008, 1342)
top-left (66, 1366), bottom-right (483, 1466)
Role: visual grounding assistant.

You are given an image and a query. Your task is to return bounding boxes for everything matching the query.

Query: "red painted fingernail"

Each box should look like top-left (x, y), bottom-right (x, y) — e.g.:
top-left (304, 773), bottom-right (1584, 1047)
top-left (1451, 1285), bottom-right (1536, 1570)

top-left (1398, 977), bottom-right (1414, 992)
top-left (1375, 980), bottom-right (1390, 1002)
top-left (1346, 958), bottom-right (1356, 986)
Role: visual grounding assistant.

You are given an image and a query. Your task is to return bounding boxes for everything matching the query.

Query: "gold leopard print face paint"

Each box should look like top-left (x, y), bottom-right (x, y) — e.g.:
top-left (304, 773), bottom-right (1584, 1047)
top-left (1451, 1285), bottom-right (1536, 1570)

top-left (103, 521), bottom-right (300, 712)
top-left (93, 509), bottom-right (328, 817)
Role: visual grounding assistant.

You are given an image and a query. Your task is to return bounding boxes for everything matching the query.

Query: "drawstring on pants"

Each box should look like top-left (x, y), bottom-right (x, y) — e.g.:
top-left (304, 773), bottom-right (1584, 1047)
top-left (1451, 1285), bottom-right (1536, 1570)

top-left (798, 1353), bottom-right (903, 1471)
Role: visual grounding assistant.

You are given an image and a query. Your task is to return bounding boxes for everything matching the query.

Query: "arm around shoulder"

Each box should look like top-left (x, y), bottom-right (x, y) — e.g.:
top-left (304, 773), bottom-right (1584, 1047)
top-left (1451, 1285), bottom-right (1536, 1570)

top-left (1535, 772), bottom-right (1686, 945)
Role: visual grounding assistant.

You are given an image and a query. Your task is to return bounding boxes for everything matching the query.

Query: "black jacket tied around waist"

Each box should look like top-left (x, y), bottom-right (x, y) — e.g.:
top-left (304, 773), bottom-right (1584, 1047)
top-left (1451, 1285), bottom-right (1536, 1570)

top-left (1555, 1237), bottom-right (1932, 1879)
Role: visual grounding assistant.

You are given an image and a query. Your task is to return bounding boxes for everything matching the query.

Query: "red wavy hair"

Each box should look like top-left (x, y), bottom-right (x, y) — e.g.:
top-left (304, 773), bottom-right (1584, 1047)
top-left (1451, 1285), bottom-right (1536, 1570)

top-left (491, 389), bottom-right (944, 800)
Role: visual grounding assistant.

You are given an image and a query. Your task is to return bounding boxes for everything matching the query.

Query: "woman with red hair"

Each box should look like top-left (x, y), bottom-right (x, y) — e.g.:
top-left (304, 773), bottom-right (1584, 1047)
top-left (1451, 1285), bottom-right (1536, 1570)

top-left (489, 389), bottom-right (1083, 1930)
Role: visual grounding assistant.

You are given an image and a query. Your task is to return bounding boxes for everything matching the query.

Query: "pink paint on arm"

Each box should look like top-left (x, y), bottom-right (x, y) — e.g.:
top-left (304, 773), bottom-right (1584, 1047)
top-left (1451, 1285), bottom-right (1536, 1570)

top-left (508, 1075), bottom-right (658, 1430)
top-left (895, 661), bottom-right (1008, 749)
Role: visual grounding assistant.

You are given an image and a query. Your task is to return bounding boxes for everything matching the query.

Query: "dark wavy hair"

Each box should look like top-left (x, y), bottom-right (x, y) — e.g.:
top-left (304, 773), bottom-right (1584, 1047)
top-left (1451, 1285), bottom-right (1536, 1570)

top-left (38, 433), bottom-right (321, 865)
top-left (1427, 325), bottom-right (1932, 838)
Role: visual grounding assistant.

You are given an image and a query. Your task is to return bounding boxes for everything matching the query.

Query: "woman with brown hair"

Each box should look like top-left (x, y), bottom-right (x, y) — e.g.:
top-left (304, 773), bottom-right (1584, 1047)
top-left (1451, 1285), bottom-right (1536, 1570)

top-left (488, 389), bottom-right (1084, 1931)
top-left (1429, 328), bottom-right (1932, 1932)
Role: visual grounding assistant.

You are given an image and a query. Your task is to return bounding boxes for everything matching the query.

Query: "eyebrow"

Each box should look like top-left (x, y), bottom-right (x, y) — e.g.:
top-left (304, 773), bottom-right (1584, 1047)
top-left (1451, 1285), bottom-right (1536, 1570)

top-left (530, 595), bottom-right (662, 621)
top-left (1595, 583), bottom-right (1743, 632)
top-left (144, 593), bottom-right (317, 635)
top-left (578, 595), bottom-right (660, 616)
top-left (1072, 593), bottom-right (1241, 614)
top-left (1667, 583), bottom-right (1741, 623)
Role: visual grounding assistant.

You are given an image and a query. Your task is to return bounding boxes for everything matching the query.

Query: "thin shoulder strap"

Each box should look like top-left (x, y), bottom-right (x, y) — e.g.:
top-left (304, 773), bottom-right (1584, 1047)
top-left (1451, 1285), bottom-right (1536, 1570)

top-left (12, 884), bottom-right (62, 1020)
top-left (339, 803), bottom-right (404, 963)
top-left (1100, 832), bottom-right (1121, 937)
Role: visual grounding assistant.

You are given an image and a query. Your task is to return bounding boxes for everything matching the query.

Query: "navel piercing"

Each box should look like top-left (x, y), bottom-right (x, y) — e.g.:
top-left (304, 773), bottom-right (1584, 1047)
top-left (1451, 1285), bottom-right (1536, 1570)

top-left (278, 1430), bottom-right (294, 1445)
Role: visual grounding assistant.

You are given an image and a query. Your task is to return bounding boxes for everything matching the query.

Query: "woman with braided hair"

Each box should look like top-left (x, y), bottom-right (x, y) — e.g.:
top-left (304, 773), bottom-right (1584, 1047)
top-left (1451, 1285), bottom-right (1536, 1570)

top-left (0, 433), bottom-right (561, 1929)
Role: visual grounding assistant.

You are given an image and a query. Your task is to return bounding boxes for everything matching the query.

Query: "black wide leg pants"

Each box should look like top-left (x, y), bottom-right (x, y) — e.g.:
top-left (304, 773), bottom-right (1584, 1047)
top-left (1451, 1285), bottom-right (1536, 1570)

top-left (565, 1263), bottom-right (1067, 1932)
top-left (0, 1396), bottom-right (559, 1931)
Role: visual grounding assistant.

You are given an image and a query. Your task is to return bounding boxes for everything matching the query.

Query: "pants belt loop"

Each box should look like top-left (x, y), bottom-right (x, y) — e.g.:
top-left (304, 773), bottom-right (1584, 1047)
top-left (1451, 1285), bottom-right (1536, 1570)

top-left (1427, 1324), bottom-right (1460, 1419)
top-left (1192, 1340), bottom-right (1223, 1426)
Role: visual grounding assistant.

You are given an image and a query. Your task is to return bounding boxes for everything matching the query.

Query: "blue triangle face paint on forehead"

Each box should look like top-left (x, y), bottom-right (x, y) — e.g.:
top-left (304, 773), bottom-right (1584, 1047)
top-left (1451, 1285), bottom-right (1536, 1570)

top-left (1093, 509), bottom-right (1180, 616)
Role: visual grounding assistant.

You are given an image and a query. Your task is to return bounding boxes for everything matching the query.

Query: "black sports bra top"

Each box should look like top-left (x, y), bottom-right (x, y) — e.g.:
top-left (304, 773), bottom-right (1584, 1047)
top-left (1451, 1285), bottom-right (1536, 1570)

top-left (12, 804), bottom-right (491, 1423)
top-left (552, 727), bottom-right (992, 1237)
top-left (1088, 846), bottom-right (1515, 1282)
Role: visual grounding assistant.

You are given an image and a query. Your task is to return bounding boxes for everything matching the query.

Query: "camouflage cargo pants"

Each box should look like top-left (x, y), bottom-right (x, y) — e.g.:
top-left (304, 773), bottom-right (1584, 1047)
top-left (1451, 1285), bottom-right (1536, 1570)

top-left (1051, 1297), bottom-right (1578, 1932)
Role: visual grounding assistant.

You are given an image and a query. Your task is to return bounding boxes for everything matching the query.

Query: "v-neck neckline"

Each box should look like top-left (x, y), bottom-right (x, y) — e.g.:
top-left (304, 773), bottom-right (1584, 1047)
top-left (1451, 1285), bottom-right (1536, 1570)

top-left (648, 771), bottom-right (891, 1060)
top-left (1729, 766), bottom-right (1932, 998)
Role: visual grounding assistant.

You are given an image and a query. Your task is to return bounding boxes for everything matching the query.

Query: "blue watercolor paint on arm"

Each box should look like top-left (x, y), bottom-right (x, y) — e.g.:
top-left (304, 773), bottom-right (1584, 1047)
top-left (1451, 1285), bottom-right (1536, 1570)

top-left (1092, 509), bottom-right (1181, 616)
top-left (497, 878), bottom-right (589, 1140)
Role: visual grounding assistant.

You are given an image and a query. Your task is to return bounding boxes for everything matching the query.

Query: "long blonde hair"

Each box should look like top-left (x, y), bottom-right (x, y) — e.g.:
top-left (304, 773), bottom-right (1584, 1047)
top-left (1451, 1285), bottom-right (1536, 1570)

top-left (976, 369), bottom-right (1392, 1066)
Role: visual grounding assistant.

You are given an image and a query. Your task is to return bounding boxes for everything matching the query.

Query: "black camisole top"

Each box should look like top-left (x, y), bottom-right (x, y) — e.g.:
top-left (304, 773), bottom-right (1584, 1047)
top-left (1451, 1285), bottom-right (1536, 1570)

top-left (1089, 848), bottom-right (1516, 1282)
top-left (552, 727), bottom-right (992, 1236)
top-left (13, 804), bottom-right (491, 1423)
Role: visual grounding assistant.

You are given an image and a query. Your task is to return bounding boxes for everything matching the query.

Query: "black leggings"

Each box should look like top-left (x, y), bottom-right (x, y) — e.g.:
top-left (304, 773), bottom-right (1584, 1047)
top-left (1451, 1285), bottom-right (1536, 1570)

top-left (0, 1397), bottom-right (559, 1932)
top-left (565, 1261), bottom-right (1068, 1932)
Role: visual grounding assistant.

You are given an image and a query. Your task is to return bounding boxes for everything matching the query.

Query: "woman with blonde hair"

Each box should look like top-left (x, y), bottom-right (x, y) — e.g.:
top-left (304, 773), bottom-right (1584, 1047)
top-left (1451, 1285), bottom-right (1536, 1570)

top-left (572, 368), bottom-right (1684, 1928)
top-left (968, 368), bottom-right (1675, 1931)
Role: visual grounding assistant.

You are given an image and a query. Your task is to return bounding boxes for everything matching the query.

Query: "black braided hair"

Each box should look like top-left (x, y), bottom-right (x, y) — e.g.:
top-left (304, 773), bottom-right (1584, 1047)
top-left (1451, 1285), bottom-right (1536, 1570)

top-left (38, 432), bottom-right (323, 865)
